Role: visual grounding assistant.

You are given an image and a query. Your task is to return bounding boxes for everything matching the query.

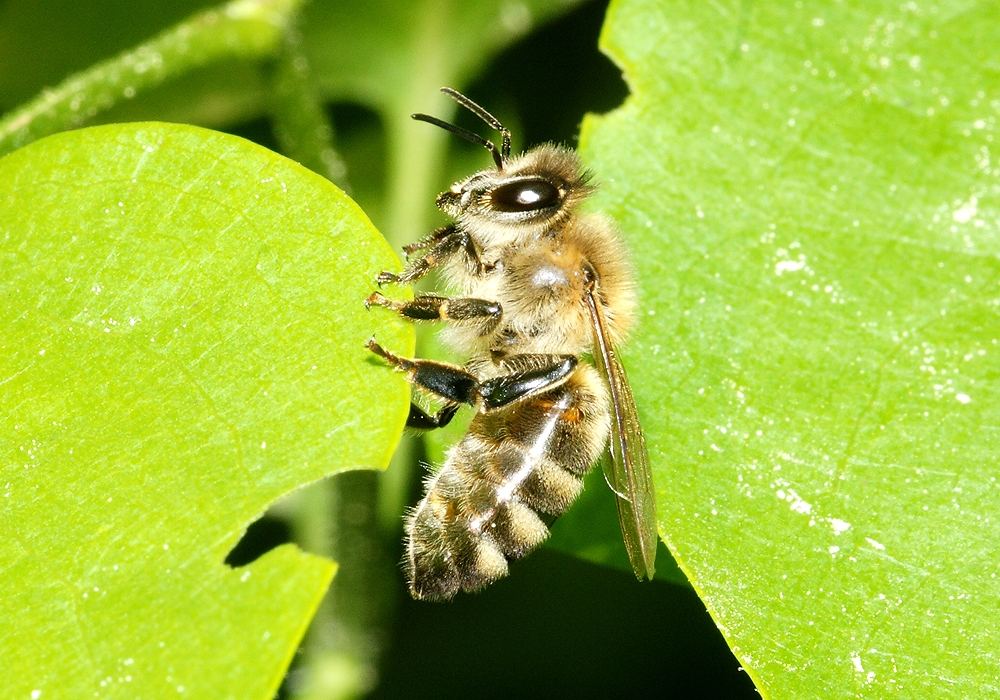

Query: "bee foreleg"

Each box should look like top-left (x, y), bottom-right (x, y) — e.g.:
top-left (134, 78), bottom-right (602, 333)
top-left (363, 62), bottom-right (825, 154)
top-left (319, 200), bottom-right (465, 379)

top-left (401, 224), bottom-right (456, 256)
top-left (366, 292), bottom-right (502, 332)
top-left (376, 226), bottom-right (482, 286)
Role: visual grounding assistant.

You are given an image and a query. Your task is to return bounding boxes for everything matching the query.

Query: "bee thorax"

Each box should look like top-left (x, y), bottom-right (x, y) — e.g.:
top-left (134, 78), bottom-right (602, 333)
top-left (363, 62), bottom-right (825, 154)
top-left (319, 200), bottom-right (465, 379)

top-left (531, 264), bottom-right (568, 288)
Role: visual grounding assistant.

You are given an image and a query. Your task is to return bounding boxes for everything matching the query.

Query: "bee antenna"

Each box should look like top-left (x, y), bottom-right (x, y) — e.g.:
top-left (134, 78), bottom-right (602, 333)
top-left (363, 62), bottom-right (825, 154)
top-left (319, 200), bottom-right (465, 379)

top-left (439, 88), bottom-right (511, 162)
top-left (410, 87), bottom-right (511, 170)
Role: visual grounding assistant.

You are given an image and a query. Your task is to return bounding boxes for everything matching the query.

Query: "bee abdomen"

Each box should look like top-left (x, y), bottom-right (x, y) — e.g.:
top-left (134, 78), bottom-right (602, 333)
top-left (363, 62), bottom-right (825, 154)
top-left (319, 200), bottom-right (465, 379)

top-left (405, 484), bottom-right (510, 601)
top-left (404, 365), bottom-right (609, 601)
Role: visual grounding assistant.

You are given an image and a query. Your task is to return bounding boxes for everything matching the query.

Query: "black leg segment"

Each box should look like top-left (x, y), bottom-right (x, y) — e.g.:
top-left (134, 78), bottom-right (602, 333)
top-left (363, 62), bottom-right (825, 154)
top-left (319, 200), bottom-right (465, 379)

top-left (366, 292), bottom-right (501, 328)
top-left (367, 340), bottom-right (580, 413)
top-left (478, 355), bottom-right (578, 410)
top-left (412, 362), bottom-right (479, 405)
top-left (406, 402), bottom-right (460, 430)
top-left (366, 338), bottom-right (479, 405)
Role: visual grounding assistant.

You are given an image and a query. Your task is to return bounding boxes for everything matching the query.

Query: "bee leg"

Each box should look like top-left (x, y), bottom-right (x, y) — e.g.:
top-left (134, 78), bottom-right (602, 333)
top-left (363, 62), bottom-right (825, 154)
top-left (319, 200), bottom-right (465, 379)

top-left (401, 224), bottom-right (455, 256)
top-left (376, 226), bottom-right (482, 286)
top-left (367, 341), bottom-right (576, 411)
top-left (366, 292), bottom-right (501, 332)
top-left (478, 355), bottom-right (578, 410)
top-left (366, 338), bottom-right (479, 405)
top-left (406, 402), bottom-right (460, 430)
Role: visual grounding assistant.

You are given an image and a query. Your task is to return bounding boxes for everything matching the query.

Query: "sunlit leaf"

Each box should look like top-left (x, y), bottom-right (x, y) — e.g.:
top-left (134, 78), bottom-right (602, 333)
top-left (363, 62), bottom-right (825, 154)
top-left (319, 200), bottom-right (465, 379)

top-left (0, 123), bottom-right (411, 698)
top-left (584, 1), bottom-right (1000, 697)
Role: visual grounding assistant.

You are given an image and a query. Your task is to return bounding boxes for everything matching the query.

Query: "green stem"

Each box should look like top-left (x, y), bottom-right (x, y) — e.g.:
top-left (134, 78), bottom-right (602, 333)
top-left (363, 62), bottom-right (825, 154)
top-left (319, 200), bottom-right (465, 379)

top-left (376, 0), bottom-right (457, 539)
top-left (267, 10), bottom-right (347, 187)
top-left (383, 0), bottom-right (454, 249)
top-left (290, 472), bottom-right (394, 700)
top-left (293, 5), bottom-right (464, 697)
top-left (0, 0), bottom-right (302, 157)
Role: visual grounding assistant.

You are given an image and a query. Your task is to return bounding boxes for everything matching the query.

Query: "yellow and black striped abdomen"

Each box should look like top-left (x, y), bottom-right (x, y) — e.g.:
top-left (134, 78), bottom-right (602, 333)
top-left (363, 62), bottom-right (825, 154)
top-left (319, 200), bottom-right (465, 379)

top-left (405, 364), bottom-right (609, 601)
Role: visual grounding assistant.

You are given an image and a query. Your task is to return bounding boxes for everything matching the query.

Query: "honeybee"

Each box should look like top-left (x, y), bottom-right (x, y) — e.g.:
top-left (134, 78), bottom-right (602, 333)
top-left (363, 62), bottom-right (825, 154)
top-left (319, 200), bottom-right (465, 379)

top-left (366, 88), bottom-right (657, 600)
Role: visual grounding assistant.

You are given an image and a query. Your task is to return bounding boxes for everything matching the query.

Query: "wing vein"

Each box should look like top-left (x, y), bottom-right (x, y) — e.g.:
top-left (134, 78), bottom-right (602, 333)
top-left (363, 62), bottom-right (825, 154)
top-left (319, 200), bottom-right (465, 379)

top-left (585, 285), bottom-right (658, 579)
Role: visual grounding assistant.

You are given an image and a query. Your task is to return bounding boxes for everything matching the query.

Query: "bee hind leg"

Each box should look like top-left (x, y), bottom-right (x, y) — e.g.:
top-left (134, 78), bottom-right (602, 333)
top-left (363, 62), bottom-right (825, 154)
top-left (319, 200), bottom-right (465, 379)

top-left (477, 355), bottom-right (578, 410)
top-left (366, 338), bottom-right (480, 406)
top-left (367, 339), bottom-right (577, 411)
top-left (406, 402), bottom-right (459, 430)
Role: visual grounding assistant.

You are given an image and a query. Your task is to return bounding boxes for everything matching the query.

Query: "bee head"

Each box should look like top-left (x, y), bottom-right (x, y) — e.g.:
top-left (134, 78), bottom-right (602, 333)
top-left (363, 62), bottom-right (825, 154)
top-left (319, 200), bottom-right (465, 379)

top-left (435, 145), bottom-right (594, 240)
top-left (413, 88), bottom-right (594, 242)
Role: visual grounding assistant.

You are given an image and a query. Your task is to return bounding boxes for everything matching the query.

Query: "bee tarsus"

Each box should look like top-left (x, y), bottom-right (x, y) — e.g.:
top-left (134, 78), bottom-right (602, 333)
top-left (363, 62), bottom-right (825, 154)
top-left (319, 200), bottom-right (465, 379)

top-left (366, 291), bottom-right (501, 328)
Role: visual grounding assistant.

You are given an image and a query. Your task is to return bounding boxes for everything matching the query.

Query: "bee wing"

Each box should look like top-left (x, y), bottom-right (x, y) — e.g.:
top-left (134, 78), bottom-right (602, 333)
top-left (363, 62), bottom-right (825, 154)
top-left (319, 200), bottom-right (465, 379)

top-left (585, 286), bottom-right (658, 580)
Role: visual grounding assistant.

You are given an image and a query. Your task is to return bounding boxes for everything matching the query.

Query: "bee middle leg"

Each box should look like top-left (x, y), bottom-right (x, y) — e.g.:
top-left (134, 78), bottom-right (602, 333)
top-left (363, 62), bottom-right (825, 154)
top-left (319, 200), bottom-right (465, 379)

top-left (366, 292), bottom-right (502, 333)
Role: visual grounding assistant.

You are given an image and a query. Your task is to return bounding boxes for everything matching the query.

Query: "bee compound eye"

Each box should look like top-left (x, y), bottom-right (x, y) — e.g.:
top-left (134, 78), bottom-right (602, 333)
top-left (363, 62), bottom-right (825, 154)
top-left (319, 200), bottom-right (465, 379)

top-left (490, 179), bottom-right (561, 213)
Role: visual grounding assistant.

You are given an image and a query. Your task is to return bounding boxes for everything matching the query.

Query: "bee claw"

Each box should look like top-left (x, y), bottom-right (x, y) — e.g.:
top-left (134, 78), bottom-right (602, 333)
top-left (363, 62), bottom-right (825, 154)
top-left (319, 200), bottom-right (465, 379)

top-left (365, 291), bottom-right (390, 310)
top-left (366, 337), bottom-right (395, 364)
top-left (376, 271), bottom-right (399, 287)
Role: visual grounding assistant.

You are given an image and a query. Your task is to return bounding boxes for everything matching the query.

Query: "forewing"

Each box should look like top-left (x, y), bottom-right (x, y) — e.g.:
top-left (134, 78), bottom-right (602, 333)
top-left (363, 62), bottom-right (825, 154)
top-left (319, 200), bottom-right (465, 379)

top-left (585, 287), bottom-right (658, 580)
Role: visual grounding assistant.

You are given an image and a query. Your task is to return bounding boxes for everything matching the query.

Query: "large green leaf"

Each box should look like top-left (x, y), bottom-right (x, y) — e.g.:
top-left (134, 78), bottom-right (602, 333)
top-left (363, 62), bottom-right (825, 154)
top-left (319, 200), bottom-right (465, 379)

top-left (584, 0), bottom-right (1000, 696)
top-left (0, 123), bottom-right (411, 697)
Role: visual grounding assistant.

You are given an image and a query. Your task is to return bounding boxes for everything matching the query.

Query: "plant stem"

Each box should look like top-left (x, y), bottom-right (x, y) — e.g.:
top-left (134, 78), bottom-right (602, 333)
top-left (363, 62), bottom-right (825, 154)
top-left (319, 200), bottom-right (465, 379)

top-left (0, 0), bottom-right (302, 157)
top-left (383, 0), bottom-right (454, 250)
top-left (295, 4), bottom-right (466, 697)
top-left (267, 11), bottom-right (347, 188)
top-left (289, 471), bottom-right (396, 700)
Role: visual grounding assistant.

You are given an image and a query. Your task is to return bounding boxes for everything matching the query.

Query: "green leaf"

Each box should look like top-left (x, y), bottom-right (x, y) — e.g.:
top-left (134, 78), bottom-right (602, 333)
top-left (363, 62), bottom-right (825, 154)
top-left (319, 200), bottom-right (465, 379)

top-left (0, 123), bottom-right (411, 697)
top-left (584, 0), bottom-right (1000, 696)
top-left (0, 0), bottom-right (586, 243)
